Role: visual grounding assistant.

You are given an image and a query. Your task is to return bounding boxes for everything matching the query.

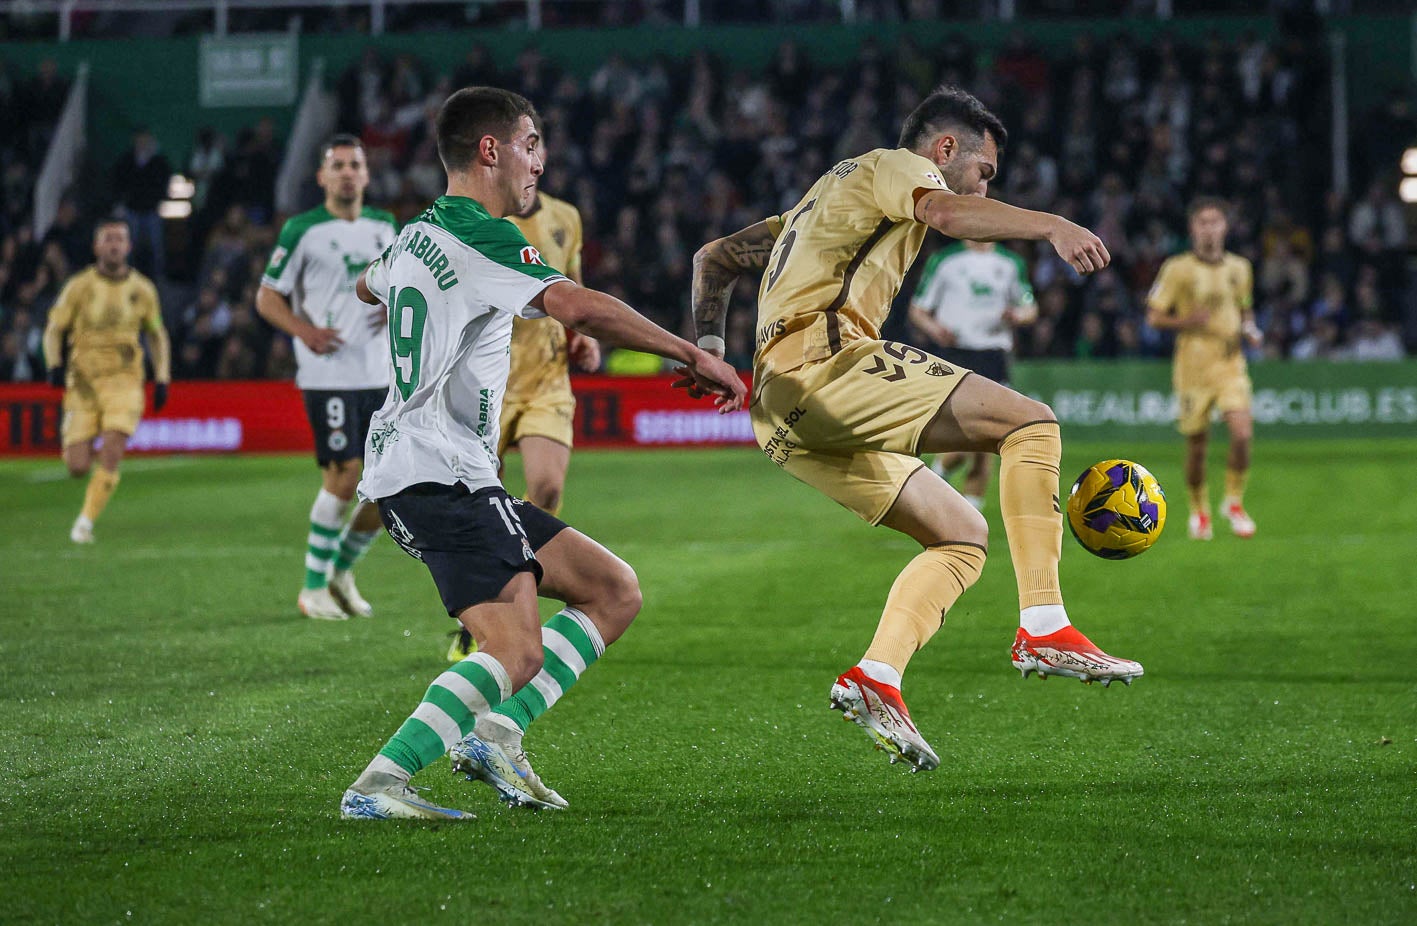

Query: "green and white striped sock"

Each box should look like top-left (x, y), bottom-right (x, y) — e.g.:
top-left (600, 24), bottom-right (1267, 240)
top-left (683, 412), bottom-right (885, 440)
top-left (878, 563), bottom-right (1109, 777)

top-left (332, 527), bottom-right (378, 575)
top-left (492, 608), bottom-right (605, 733)
top-left (304, 489), bottom-right (348, 590)
top-left (378, 651), bottom-right (512, 776)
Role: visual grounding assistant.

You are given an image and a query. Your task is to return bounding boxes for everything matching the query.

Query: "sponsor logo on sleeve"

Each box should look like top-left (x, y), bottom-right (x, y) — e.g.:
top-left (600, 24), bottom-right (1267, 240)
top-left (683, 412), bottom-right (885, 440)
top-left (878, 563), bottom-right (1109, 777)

top-left (521, 246), bottom-right (545, 266)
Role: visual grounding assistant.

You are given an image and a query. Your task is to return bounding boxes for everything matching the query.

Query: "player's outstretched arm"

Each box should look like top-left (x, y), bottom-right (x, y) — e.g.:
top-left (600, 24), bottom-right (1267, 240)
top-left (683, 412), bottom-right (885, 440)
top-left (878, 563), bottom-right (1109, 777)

top-left (691, 220), bottom-right (780, 352)
top-left (915, 192), bottom-right (1110, 275)
top-left (256, 284), bottom-right (344, 354)
top-left (535, 281), bottom-right (746, 413)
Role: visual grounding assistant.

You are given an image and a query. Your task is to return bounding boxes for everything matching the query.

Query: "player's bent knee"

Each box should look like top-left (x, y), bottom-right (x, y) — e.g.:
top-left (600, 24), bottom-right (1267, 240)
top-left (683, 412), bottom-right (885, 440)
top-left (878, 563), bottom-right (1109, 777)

top-left (504, 642), bottom-right (545, 691)
top-left (952, 505), bottom-right (989, 550)
top-left (599, 560), bottom-right (642, 642)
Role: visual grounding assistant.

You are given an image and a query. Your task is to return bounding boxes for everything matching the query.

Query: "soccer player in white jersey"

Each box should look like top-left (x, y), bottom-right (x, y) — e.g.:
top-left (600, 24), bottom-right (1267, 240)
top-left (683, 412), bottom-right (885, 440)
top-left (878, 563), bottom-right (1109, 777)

top-left (257, 135), bottom-right (399, 620)
top-left (339, 87), bottom-right (745, 821)
top-left (909, 239), bottom-right (1036, 510)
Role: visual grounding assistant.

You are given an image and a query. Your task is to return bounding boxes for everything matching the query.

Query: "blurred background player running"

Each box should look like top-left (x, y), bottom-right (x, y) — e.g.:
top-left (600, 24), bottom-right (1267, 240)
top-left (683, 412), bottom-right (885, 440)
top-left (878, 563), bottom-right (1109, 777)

top-left (448, 133), bottom-right (601, 661)
top-left (1145, 197), bottom-right (1261, 540)
top-left (909, 237), bottom-right (1037, 511)
top-left (43, 218), bottom-right (170, 544)
top-left (256, 135), bottom-right (398, 619)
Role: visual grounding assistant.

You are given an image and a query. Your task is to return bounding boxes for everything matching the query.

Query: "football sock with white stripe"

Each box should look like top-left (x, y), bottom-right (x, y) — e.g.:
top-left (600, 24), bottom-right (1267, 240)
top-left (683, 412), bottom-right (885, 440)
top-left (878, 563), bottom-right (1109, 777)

top-left (332, 521), bottom-right (378, 574)
top-left (304, 489), bottom-right (349, 590)
top-left (376, 651), bottom-right (512, 776)
top-left (490, 608), bottom-right (605, 734)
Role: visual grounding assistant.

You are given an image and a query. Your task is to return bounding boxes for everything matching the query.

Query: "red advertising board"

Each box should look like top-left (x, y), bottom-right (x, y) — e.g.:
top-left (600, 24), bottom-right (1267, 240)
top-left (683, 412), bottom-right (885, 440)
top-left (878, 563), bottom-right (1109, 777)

top-left (0, 375), bottom-right (756, 457)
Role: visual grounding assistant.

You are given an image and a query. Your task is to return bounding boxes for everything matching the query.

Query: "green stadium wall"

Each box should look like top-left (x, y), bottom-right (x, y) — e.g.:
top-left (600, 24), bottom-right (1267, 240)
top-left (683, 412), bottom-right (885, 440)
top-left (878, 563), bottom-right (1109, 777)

top-left (0, 14), bottom-right (1410, 177)
top-left (1013, 359), bottom-right (1417, 441)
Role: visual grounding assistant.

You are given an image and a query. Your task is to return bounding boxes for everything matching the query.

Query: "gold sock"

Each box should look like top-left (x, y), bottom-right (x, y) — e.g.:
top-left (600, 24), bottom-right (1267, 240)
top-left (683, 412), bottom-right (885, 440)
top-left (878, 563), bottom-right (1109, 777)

top-left (81, 467), bottom-right (120, 522)
top-left (998, 420), bottom-right (1063, 611)
top-left (863, 543), bottom-right (987, 673)
top-left (1187, 483), bottom-right (1209, 514)
top-left (1223, 468), bottom-right (1247, 504)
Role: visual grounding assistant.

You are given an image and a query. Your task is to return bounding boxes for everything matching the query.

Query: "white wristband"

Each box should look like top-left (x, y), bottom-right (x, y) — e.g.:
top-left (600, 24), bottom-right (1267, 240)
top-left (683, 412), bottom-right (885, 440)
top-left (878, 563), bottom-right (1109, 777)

top-left (697, 335), bottom-right (726, 353)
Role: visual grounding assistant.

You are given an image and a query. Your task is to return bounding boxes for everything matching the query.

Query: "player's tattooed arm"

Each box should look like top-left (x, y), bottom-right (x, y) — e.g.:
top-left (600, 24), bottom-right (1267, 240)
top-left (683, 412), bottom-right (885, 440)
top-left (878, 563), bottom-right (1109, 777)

top-left (691, 220), bottom-right (780, 350)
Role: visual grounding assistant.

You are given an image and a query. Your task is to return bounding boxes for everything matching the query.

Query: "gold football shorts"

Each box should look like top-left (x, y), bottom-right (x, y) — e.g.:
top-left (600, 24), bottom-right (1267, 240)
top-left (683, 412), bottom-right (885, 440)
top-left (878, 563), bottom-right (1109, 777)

top-left (62, 374), bottom-right (144, 447)
top-left (1175, 363), bottom-right (1252, 436)
top-left (751, 339), bottom-right (970, 525)
top-left (498, 386), bottom-right (576, 458)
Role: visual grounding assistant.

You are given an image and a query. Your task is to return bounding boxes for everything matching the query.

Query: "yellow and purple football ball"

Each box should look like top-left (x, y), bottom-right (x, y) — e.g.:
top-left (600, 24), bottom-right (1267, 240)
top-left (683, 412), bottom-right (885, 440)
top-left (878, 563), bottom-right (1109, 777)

top-left (1066, 459), bottom-right (1167, 559)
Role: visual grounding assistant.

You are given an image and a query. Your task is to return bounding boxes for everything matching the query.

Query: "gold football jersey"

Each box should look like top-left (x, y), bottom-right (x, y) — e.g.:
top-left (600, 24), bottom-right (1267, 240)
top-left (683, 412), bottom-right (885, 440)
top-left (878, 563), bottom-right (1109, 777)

top-left (754, 147), bottom-right (952, 385)
top-left (44, 266), bottom-right (164, 380)
top-left (506, 192), bottom-right (583, 402)
top-left (1147, 252), bottom-right (1254, 367)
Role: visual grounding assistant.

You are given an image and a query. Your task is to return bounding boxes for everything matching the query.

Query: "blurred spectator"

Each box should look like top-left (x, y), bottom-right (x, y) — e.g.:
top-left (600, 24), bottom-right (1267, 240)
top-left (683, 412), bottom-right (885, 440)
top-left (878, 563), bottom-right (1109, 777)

top-left (111, 127), bottom-right (171, 278)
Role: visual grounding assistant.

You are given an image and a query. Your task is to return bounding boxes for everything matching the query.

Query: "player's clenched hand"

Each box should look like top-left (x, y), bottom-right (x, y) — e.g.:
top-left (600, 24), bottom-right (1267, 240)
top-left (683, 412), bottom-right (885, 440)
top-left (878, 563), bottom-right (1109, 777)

top-left (152, 383), bottom-right (169, 412)
top-left (302, 326), bottom-right (344, 354)
top-left (1048, 217), bottom-right (1110, 275)
top-left (567, 331), bottom-right (601, 372)
top-left (672, 350), bottom-right (746, 414)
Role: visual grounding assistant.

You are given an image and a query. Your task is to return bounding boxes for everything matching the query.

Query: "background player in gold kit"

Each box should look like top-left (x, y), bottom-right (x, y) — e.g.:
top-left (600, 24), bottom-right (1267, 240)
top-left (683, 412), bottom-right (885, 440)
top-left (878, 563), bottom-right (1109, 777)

top-left (43, 218), bottom-right (171, 544)
top-left (447, 142), bottom-right (600, 662)
top-left (1146, 197), bottom-right (1261, 541)
top-left (502, 162), bottom-right (600, 516)
top-left (690, 86), bottom-right (1141, 772)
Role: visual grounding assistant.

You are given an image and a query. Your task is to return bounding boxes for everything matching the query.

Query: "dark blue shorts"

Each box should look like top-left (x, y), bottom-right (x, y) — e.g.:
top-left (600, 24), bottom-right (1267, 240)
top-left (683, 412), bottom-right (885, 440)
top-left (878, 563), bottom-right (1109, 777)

top-left (376, 482), bottom-right (568, 617)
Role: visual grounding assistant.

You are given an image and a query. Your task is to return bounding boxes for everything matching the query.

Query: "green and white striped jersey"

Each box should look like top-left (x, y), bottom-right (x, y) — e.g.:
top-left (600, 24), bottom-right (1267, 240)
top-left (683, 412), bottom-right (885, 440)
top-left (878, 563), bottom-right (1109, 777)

top-left (911, 242), bottom-right (1034, 352)
top-left (357, 196), bottom-right (569, 501)
top-left (262, 204), bottom-right (399, 389)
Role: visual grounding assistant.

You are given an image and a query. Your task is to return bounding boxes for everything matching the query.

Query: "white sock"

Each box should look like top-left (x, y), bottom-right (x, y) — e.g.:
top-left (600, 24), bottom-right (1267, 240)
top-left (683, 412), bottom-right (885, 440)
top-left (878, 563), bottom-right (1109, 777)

top-left (1020, 604), bottom-right (1070, 636)
top-left (356, 754), bottom-right (410, 788)
top-left (311, 488), bottom-right (350, 528)
top-left (857, 658), bottom-right (902, 689)
top-left (965, 495), bottom-right (984, 511)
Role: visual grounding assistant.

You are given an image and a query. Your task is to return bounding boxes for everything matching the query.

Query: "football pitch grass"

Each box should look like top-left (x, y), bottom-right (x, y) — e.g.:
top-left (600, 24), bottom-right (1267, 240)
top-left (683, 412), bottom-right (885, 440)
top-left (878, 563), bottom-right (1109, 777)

top-left (3, 440), bottom-right (1415, 925)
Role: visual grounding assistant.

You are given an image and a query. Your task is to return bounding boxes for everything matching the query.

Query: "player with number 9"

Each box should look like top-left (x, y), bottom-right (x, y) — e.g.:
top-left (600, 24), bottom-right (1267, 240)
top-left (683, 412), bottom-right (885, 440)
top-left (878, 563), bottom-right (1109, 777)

top-left (338, 87), bottom-right (744, 821)
top-left (257, 134), bottom-right (399, 620)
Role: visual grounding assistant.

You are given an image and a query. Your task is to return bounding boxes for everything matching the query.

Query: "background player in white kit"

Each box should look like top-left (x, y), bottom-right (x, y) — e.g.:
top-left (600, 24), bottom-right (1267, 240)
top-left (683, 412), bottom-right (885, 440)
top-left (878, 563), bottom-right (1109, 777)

top-left (257, 135), bottom-right (399, 620)
top-left (909, 239), bottom-right (1036, 510)
top-left (339, 87), bottom-right (745, 820)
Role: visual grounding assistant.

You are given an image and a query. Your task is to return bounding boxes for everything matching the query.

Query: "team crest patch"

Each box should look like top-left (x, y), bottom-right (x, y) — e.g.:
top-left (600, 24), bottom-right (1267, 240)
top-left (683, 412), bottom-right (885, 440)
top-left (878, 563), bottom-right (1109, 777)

top-left (551, 228), bottom-right (566, 248)
top-left (521, 246), bottom-right (546, 266)
top-left (925, 362), bottom-right (953, 377)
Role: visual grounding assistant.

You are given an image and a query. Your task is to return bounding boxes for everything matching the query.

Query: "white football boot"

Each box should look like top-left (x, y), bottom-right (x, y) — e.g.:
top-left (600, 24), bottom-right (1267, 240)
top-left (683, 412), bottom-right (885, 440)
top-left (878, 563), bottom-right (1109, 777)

top-left (340, 773), bottom-right (472, 821)
top-left (298, 586), bottom-right (348, 620)
top-left (450, 721), bottom-right (568, 810)
top-left (70, 515), bottom-right (94, 544)
top-left (328, 570), bottom-right (373, 617)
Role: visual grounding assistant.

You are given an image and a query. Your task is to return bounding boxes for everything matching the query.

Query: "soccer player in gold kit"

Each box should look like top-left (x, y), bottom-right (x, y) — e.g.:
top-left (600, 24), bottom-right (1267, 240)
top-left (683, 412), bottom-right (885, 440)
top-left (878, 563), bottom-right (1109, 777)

top-left (43, 218), bottom-right (171, 544)
top-left (502, 180), bottom-right (599, 516)
top-left (1146, 197), bottom-right (1261, 540)
top-left (690, 86), bottom-right (1142, 771)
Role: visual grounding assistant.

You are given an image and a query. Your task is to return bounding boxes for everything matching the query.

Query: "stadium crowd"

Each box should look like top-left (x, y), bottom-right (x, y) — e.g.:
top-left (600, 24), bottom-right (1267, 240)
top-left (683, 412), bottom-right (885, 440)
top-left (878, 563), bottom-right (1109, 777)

top-left (1, 23), bottom-right (1411, 382)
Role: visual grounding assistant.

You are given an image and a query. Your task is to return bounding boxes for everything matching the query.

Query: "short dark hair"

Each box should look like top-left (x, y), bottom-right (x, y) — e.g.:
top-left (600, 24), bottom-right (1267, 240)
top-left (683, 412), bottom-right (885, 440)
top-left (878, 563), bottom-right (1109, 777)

top-left (1187, 195), bottom-right (1229, 219)
top-left (435, 87), bottom-right (540, 172)
top-left (320, 133), bottom-right (364, 162)
top-left (898, 85), bottom-right (1008, 154)
top-left (93, 216), bottom-right (128, 236)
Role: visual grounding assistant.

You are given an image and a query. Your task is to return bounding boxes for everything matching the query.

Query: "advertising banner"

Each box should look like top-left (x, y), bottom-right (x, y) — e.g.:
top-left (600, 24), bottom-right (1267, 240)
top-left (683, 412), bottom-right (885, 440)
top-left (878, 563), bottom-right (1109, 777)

top-left (3, 362), bottom-right (1412, 458)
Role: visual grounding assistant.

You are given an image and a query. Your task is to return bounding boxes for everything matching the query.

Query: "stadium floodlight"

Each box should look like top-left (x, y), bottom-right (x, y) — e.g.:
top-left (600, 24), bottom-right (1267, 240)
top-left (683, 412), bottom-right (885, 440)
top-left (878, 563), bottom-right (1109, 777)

top-left (1398, 177), bottom-right (1417, 204)
top-left (167, 174), bottom-right (196, 200)
top-left (158, 200), bottom-right (193, 219)
top-left (1402, 148), bottom-right (1417, 177)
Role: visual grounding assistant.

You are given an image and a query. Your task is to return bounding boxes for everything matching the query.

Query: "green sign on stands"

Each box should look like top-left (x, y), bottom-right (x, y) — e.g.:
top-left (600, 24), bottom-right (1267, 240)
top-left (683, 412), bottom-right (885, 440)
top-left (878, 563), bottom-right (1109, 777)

top-left (199, 34), bottom-right (297, 108)
top-left (1013, 360), bottom-right (1417, 440)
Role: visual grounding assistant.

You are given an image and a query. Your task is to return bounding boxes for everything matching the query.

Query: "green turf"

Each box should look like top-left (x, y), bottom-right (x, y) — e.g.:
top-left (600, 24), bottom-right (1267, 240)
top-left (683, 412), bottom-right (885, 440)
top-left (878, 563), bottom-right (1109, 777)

top-left (2, 441), bottom-right (1415, 925)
